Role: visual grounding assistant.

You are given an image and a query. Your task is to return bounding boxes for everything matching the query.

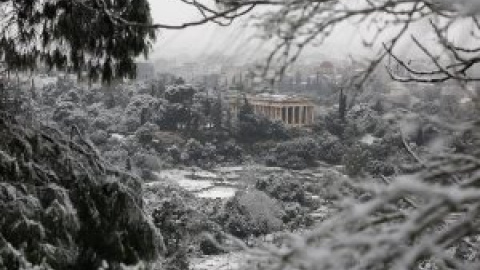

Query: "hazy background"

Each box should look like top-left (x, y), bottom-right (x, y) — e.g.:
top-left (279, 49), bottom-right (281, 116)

top-left (146, 1), bottom-right (475, 65)
top-left (147, 0), bottom-right (369, 63)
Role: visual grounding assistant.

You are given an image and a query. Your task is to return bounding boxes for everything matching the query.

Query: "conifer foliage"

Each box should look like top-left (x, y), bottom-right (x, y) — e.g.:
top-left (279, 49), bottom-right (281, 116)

top-left (0, 0), bottom-right (156, 82)
top-left (0, 116), bottom-right (163, 269)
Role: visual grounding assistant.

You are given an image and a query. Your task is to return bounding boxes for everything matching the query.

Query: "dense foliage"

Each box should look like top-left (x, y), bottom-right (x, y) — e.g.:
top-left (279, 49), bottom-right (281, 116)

top-left (0, 0), bottom-right (156, 82)
top-left (0, 116), bottom-right (162, 269)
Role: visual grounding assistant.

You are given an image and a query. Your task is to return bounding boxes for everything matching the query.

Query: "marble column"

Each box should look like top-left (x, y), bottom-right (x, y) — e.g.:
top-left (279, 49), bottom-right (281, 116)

top-left (295, 106), bottom-right (299, 125)
top-left (293, 106), bottom-right (297, 125)
top-left (287, 106), bottom-right (292, 125)
top-left (310, 107), bottom-right (315, 124)
top-left (301, 106), bottom-right (305, 125)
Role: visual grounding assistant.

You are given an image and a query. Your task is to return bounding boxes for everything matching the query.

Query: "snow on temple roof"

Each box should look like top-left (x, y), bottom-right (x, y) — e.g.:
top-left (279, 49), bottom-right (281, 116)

top-left (250, 93), bottom-right (313, 103)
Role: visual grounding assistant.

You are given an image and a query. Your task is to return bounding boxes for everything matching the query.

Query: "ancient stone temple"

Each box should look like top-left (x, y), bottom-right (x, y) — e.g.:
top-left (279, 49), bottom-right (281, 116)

top-left (229, 93), bottom-right (315, 127)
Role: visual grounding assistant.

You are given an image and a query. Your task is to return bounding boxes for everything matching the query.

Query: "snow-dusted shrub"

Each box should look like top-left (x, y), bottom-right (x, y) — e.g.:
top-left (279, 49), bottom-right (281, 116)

top-left (132, 150), bottom-right (162, 180)
top-left (323, 111), bottom-right (346, 137)
top-left (317, 132), bottom-right (346, 164)
top-left (158, 103), bottom-right (189, 131)
top-left (89, 129), bottom-right (109, 145)
top-left (152, 192), bottom-right (223, 267)
top-left (52, 102), bottom-right (89, 131)
top-left (180, 139), bottom-right (217, 168)
top-left (219, 190), bottom-right (284, 239)
top-left (164, 84), bottom-right (196, 104)
top-left (255, 175), bottom-right (308, 206)
top-left (347, 103), bottom-right (382, 135)
top-left (365, 159), bottom-right (396, 176)
top-left (0, 117), bottom-right (162, 269)
top-left (266, 137), bottom-right (319, 169)
top-left (215, 140), bottom-right (243, 163)
top-left (343, 143), bottom-right (372, 176)
top-left (103, 148), bottom-right (129, 169)
top-left (122, 94), bottom-right (165, 132)
top-left (135, 122), bottom-right (159, 145)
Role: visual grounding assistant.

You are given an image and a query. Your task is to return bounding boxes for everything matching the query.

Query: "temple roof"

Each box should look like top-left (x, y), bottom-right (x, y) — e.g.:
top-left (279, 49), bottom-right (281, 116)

top-left (228, 92), bottom-right (314, 105)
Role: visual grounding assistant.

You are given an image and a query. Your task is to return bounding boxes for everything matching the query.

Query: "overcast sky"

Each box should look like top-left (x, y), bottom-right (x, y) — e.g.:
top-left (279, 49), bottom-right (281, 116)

top-left (146, 0), bottom-right (377, 63)
top-left (146, 1), bottom-right (474, 64)
top-left (147, 0), bottom-right (257, 61)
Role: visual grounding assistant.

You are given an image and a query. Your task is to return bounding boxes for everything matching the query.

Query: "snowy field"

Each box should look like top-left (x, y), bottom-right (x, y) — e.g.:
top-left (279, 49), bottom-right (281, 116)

top-left (146, 164), bottom-right (348, 200)
top-left (191, 252), bottom-right (249, 270)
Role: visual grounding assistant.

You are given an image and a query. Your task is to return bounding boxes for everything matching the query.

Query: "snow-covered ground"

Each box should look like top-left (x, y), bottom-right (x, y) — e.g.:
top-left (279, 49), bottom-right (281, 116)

top-left (152, 169), bottom-right (217, 192)
top-left (191, 252), bottom-right (248, 270)
top-left (197, 187), bottom-right (238, 199)
top-left (148, 164), bottom-right (348, 200)
top-left (360, 133), bottom-right (380, 145)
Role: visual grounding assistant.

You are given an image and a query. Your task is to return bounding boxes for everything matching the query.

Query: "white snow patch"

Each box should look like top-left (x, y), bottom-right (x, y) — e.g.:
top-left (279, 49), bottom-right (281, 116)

top-left (360, 134), bottom-right (378, 145)
top-left (111, 133), bottom-right (126, 141)
top-left (153, 170), bottom-right (214, 191)
top-left (191, 252), bottom-right (247, 270)
top-left (197, 187), bottom-right (237, 199)
top-left (460, 97), bottom-right (472, 104)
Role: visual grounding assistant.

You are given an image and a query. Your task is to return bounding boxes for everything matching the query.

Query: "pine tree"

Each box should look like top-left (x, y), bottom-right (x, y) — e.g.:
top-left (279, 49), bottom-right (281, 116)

top-left (0, 0), bottom-right (156, 83)
top-left (338, 88), bottom-right (347, 121)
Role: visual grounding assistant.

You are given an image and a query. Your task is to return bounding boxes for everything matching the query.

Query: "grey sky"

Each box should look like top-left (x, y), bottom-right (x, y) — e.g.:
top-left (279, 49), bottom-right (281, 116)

top-left (146, 1), bottom-right (470, 64)
top-left (148, 1), bottom-right (256, 61)
top-left (146, 1), bottom-right (373, 63)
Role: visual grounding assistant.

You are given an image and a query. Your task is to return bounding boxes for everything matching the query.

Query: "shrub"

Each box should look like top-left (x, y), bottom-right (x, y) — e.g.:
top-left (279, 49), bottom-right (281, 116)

top-left (165, 85), bottom-right (196, 104)
top-left (365, 160), bottom-right (396, 176)
top-left (219, 190), bottom-right (284, 239)
top-left (317, 132), bottom-right (346, 164)
top-left (266, 137), bottom-right (319, 169)
top-left (324, 111), bottom-right (346, 137)
top-left (199, 234), bottom-right (223, 255)
top-left (135, 122), bottom-right (159, 145)
top-left (343, 143), bottom-right (372, 177)
top-left (89, 130), bottom-right (109, 145)
top-left (255, 175), bottom-right (308, 205)
top-left (0, 117), bottom-right (162, 269)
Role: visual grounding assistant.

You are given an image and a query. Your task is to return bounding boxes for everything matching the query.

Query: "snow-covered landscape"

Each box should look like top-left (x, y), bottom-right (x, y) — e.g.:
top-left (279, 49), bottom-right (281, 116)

top-left (2, 1), bottom-right (480, 269)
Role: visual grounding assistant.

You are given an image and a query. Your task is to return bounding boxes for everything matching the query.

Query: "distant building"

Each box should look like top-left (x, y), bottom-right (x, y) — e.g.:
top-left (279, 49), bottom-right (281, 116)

top-left (319, 61), bottom-right (336, 75)
top-left (136, 62), bottom-right (155, 80)
top-left (228, 93), bottom-right (315, 127)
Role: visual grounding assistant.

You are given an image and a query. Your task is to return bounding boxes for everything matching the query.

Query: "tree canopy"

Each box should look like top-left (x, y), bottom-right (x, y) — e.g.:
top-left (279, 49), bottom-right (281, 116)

top-left (0, 0), bottom-right (156, 82)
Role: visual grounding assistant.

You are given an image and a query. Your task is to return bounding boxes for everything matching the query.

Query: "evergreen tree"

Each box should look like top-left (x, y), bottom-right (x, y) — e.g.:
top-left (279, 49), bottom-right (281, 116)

top-left (0, 0), bottom-right (156, 83)
top-left (338, 88), bottom-right (347, 122)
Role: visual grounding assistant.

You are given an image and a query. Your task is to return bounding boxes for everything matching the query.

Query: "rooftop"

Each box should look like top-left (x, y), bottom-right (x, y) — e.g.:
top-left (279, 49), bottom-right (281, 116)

top-left (228, 92), bottom-right (314, 105)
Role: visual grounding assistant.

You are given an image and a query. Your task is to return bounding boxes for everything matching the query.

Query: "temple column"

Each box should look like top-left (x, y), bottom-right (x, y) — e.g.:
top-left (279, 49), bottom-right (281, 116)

top-left (303, 106), bottom-right (307, 125)
top-left (304, 107), bottom-right (309, 124)
top-left (287, 106), bottom-right (292, 125)
top-left (290, 106), bottom-right (294, 125)
top-left (296, 106), bottom-right (300, 125)
top-left (306, 107), bottom-right (311, 124)
top-left (301, 106), bottom-right (305, 125)
top-left (285, 107), bottom-right (288, 124)
top-left (294, 106), bottom-right (298, 125)
top-left (297, 106), bottom-right (302, 125)
top-left (310, 106), bottom-right (314, 124)
top-left (293, 106), bottom-right (297, 125)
